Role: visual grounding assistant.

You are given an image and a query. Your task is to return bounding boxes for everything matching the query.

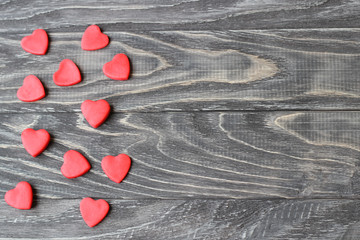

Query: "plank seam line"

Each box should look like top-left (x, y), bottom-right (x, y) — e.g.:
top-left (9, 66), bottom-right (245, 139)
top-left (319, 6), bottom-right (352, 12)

top-left (3, 28), bottom-right (360, 35)
top-left (27, 197), bottom-right (360, 201)
top-left (3, 109), bottom-right (360, 114)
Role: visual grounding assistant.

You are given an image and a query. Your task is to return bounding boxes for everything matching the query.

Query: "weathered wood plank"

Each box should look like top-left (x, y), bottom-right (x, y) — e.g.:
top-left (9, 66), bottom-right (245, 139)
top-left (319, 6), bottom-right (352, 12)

top-left (1, 0), bottom-right (360, 32)
top-left (0, 111), bottom-right (359, 199)
top-left (0, 198), bottom-right (358, 239)
top-left (1, 29), bottom-right (360, 113)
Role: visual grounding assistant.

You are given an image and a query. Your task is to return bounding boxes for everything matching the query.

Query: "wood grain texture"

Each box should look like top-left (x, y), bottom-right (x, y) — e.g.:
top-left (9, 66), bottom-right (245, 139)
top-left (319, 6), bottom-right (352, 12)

top-left (0, 198), bottom-right (359, 239)
top-left (2, 1), bottom-right (360, 238)
top-left (1, 111), bottom-right (359, 199)
top-left (1, 0), bottom-right (360, 32)
top-left (2, 29), bottom-right (360, 112)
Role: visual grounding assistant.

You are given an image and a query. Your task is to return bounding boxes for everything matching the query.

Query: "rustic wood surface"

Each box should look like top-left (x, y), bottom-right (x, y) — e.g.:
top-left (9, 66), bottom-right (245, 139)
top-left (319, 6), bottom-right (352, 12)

top-left (2, 29), bottom-right (360, 112)
top-left (1, 0), bottom-right (360, 32)
top-left (1, 0), bottom-right (360, 239)
top-left (0, 199), bottom-right (359, 239)
top-left (1, 111), bottom-right (360, 200)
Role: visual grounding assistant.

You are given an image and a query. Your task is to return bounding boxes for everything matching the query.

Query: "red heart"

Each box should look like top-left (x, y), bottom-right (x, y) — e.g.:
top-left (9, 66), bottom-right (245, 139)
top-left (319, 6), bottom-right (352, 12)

top-left (80, 197), bottom-right (109, 227)
top-left (101, 154), bottom-right (131, 183)
top-left (103, 54), bottom-right (130, 80)
top-left (61, 150), bottom-right (91, 179)
top-left (81, 99), bottom-right (110, 128)
top-left (21, 128), bottom-right (50, 157)
top-left (53, 59), bottom-right (82, 86)
top-left (17, 75), bottom-right (45, 102)
top-left (61, 150), bottom-right (91, 178)
top-left (5, 182), bottom-right (33, 210)
top-left (21, 29), bottom-right (48, 55)
top-left (81, 25), bottom-right (109, 51)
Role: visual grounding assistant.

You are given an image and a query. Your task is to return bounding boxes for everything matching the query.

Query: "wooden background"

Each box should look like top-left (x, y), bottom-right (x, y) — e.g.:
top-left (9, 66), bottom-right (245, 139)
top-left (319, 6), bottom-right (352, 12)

top-left (1, 0), bottom-right (360, 239)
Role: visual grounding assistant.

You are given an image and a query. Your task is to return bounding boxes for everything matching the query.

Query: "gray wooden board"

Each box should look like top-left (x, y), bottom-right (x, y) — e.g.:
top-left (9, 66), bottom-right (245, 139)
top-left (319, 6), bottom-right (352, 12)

top-left (1, 0), bottom-right (360, 32)
top-left (1, 111), bottom-right (359, 200)
top-left (2, 0), bottom-right (360, 239)
top-left (0, 198), bottom-right (359, 239)
top-left (2, 29), bottom-right (360, 113)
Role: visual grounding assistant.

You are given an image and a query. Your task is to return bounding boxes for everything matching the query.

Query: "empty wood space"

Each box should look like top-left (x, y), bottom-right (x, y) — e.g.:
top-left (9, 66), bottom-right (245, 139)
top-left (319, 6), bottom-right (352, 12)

top-left (1, 1), bottom-right (360, 239)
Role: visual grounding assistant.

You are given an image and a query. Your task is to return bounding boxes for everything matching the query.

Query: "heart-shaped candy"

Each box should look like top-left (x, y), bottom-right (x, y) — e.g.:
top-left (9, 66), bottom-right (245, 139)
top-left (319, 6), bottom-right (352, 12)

top-left (17, 75), bottom-right (46, 102)
top-left (101, 154), bottom-right (131, 183)
top-left (103, 53), bottom-right (130, 80)
top-left (80, 197), bottom-right (109, 227)
top-left (53, 59), bottom-right (82, 86)
top-left (21, 128), bottom-right (50, 157)
top-left (5, 182), bottom-right (33, 210)
top-left (81, 99), bottom-right (110, 128)
top-left (21, 29), bottom-right (48, 55)
top-left (81, 25), bottom-right (109, 51)
top-left (61, 150), bottom-right (91, 179)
